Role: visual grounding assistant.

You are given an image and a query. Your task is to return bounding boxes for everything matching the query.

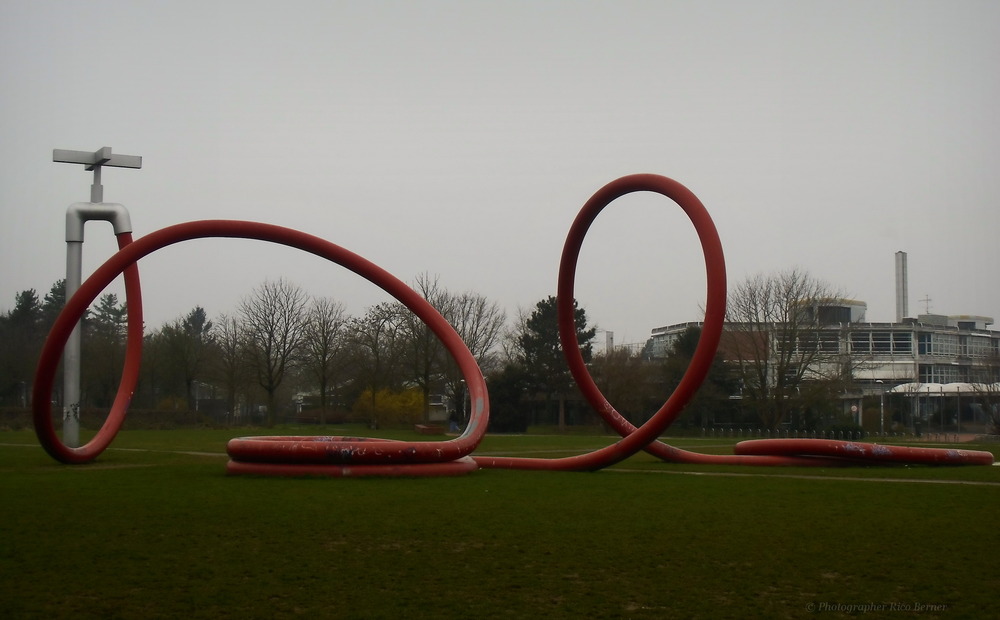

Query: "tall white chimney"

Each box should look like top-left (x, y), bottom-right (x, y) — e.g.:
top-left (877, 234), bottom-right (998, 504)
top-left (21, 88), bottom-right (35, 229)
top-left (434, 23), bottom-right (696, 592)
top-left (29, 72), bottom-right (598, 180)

top-left (895, 251), bottom-right (908, 322)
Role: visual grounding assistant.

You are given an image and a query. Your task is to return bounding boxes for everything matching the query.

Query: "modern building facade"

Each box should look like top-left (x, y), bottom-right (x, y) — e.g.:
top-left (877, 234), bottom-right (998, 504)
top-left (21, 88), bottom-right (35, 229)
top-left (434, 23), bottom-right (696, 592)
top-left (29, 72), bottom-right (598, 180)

top-left (646, 302), bottom-right (1000, 431)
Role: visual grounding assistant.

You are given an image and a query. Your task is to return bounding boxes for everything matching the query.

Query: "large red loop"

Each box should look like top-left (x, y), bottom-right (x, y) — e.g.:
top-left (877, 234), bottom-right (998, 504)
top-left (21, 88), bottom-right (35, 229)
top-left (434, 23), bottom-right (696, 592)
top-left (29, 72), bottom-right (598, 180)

top-left (32, 220), bottom-right (489, 475)
top-left (475, 174), bottom-right (994, 469)
top-left (32, 233), bottom-right (143, 464)
top-left (474, 174), bottom-right (730, 470)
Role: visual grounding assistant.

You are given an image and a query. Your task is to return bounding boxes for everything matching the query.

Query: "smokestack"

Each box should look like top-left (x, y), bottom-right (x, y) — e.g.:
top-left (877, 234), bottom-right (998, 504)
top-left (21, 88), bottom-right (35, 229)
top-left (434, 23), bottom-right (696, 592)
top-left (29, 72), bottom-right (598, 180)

top-left (895, 251), bottom-right (908, 322)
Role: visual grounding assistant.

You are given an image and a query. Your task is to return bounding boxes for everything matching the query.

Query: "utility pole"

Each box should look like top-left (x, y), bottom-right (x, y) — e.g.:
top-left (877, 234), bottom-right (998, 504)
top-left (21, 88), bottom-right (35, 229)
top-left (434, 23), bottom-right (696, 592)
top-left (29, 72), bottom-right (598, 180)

top-left (52, 147), bottom-right (141, 446)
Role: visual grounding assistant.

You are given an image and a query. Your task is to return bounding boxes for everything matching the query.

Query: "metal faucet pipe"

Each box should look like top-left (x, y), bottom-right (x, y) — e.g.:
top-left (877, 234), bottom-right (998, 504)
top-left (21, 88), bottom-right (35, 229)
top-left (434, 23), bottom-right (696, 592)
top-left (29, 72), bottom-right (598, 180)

top-left (61, 202), bottom-right (136, 448)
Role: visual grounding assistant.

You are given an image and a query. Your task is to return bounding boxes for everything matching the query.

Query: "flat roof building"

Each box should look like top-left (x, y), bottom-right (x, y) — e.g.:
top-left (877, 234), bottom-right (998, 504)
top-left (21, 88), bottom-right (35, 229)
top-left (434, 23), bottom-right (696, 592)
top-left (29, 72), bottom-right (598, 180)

top-left (647, 301), bottom-right (999, 431)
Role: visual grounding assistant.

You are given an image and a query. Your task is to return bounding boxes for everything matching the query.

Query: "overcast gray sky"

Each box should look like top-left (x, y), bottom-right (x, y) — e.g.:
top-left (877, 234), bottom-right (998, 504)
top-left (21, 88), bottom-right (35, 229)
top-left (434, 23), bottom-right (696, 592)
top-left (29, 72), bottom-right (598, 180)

top-left (2, 0), bottom-right (998, 346)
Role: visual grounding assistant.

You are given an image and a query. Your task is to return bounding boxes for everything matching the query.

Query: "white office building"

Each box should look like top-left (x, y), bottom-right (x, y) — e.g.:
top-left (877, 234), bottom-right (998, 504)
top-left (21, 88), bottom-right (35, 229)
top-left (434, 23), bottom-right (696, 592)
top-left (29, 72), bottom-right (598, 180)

top-left (646, 303), bottom-right (999, 432)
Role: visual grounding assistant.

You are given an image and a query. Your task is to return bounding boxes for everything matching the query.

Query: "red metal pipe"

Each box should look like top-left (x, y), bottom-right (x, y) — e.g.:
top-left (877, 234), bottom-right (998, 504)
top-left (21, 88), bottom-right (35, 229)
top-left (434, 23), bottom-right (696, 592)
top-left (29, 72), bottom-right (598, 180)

top-left (226, 456), bottom-right (480, 478)
top-left (32, 233), bottom-right (143, 464)
top-left (475, 174), bottom-right (993, 469)
top-left (474, 174), bottom-right (733, 470)
top-left (734, 438), bottom-right (995, 466)
top-left (33, 176), bottom-right (993, 472)
top-left (31, 221), bottom-right (489, 476)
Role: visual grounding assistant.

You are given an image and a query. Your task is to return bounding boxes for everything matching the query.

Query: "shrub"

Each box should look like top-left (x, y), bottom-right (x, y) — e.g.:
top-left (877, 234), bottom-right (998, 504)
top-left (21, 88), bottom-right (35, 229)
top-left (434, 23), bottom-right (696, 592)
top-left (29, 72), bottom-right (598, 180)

top-left (352, 388), bottom-right (424, 428)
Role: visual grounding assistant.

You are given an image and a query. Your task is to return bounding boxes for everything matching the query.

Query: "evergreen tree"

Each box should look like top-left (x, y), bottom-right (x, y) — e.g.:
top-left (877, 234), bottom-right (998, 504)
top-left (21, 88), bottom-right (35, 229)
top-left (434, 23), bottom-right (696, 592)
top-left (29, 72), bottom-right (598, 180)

top-left (516, 296), bottom-right (596, 430)
top-left (0, 289), bottom-right (43, 405)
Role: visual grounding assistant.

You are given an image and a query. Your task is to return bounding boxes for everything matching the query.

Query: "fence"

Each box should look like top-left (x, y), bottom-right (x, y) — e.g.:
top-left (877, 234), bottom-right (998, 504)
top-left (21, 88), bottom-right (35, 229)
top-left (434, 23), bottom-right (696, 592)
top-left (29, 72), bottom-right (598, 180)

top-left (700, 427), bottom-right (970, 443)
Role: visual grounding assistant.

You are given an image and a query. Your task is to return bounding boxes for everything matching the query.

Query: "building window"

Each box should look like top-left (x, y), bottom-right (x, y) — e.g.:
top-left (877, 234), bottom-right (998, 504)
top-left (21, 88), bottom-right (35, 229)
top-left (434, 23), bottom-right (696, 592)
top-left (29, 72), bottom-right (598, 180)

top-left (918, 364), bottom-right (961, 383)
top-left (872, 332), bottom-right (892, 353)
top-left (917, 333), bottom-right (960, 356)
top-left (797, 334), bottom-right (818, 352)
top-left (892, 332), bottom-right (912, 354)
top-left (819, 333), bottom-right (839, 352)
top-left (935, 334), bottom-right (959, 356)
top-left (851, 330), bottom-right (911, 355)
top-left (918, 333), bottom-right (932, 355)
top-left (817, 306), bottom-right (851, 325)
top-left (968, 336), bottom-right (991, 357)
top-left (851, 332), bottom-right (870, 353)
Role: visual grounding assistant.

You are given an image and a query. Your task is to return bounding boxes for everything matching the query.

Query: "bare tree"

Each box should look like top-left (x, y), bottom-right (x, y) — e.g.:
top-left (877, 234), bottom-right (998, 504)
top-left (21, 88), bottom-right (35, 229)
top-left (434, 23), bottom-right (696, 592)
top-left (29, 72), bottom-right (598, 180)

top-left (448, 291), bottom-right (506, 376)
top-left (399, 273), bottom-right (451, 422)
top-left (302, 296), bottom-right (349, 424)
top-left (350, 301), bottom-right (405, 429)
top-left (498, 307), bottom-right (530, 366)
top-left (725, 268), bottom-right (851, 429)
top-left (212, 313), bottom-right (249, 425)
top-left (161, 306), bottom-right (214, 410)
top-left (239, 279), bottom-right (310, 426)
top-left (397, 273), bottom-right (507, 423)
top-left (589, 345), bottom-right (656, 426)
top-left (442, 289), bottom-right (506, 418)
top-left (972, 353), bottom-right (1000, 434)
top-left (138, 328), bottom-right (166, 409)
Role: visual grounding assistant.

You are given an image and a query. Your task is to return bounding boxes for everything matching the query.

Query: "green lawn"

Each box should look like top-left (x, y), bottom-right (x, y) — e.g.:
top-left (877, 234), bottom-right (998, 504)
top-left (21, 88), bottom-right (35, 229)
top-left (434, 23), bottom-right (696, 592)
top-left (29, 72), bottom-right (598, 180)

top-left (1, 428), bottom-right (998, 619)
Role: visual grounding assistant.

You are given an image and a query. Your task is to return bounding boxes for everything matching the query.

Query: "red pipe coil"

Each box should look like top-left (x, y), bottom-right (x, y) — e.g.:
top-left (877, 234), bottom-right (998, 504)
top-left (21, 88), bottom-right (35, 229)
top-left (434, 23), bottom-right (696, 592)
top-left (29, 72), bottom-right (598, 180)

top-left (33, 175), bottom-right (994, 472)
top-left (480, 173), bottom-right (992, 469)
top-left (31, 221), bottom-right (489, 476)
top-left (735, 438), bottom-right (994, 466)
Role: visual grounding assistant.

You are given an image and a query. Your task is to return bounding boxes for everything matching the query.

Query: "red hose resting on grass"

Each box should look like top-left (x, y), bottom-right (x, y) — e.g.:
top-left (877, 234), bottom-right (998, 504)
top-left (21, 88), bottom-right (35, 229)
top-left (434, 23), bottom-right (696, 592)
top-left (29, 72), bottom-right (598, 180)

top-left (733, 438), bottom-right (993, 465)
top-left (31, 221), bottom-right (489, 476)
top-left (32, 175), bottom-right (994, 473)
top-left (495, 174), bottom-right (994, 469)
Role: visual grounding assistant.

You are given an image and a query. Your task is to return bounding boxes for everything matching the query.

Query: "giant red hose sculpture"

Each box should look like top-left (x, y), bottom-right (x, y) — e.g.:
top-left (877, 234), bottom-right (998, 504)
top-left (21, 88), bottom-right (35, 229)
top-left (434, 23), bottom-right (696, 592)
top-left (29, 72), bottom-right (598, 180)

top-left (33, 175), bottom-right (994, 473)
top-left (32, 221), bottom-right (489, 476)
top-left (536, 174), bottom-right (993, 468)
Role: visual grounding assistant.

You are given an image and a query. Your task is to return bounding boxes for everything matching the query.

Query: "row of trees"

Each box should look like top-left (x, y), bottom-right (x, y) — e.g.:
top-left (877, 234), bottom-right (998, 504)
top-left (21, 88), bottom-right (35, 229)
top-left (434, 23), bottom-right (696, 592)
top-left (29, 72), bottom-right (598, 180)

top-left (1, 274), bottom-right (584, 428)
top-left (141, 274), bottom-right (510, 428)
top-left (11, 268), bottom-right (986, 433)
top-left (1, 271), bottom-right (737, 431)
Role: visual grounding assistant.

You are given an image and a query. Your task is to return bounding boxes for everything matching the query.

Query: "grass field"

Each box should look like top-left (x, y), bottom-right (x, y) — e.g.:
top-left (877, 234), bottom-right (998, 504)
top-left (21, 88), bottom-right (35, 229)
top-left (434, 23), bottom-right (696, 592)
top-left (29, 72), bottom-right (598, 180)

top-left (2, 427), bottom-right (998, 619)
